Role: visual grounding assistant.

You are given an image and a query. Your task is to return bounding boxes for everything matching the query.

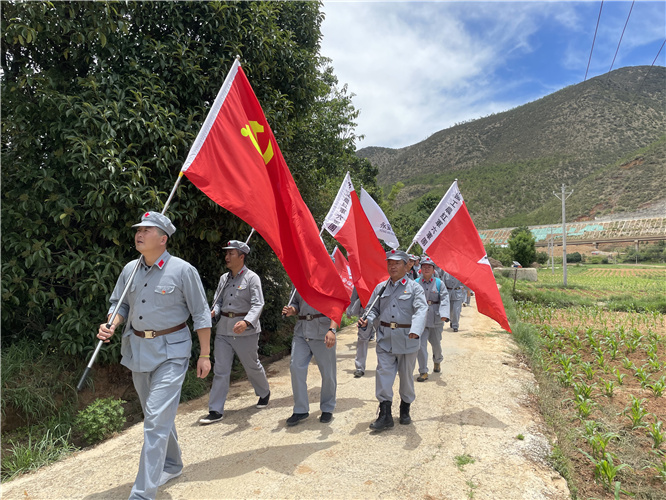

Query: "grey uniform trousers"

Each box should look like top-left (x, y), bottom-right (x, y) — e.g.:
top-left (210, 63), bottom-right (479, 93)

top-left (354, 326), bottom-right (372, 371)
top-left (376, 344), bottom-right (417, 404)
top-left (130, 357), bottom-right (188, 500)
top-left (417, 326), bottom-right (444, 374)
top-left (450, 299), bottom-right (463, 329)
top-left (209, 333), bottom-right (270, 413)
top-left (290, 334), bottom-right (337, 414)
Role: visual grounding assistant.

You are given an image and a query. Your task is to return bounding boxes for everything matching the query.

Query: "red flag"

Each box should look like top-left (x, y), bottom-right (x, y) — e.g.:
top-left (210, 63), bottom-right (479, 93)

top-left (181, 59), bottom-right (349, 323)
top-left (414, 181), bottom-right (511, 332)
top-left (331, 246), bottom-right (354, 298)
top-left (324, 173), bottom-right (389, 307)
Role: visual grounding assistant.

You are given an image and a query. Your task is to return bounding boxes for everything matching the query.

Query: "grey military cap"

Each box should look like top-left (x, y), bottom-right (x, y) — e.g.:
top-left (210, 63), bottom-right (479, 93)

top-left (386, 249), bottom-right (409, 263)
top-left (420, 256), bottom-right (435, 266)
top-left (223, 240), bottom-right (250, 254)
top-left (132, 211), bottom-right (176, 237)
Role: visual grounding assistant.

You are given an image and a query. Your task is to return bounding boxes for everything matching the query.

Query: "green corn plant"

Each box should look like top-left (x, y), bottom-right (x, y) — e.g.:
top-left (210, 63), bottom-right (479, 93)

top-left (581, 451), bottom-right (631, 491)
top-left (556, 369), bottom-right (574, 387)
top-left (647, 358), bottom-right (662, 373)
top-left (622, 357), bottom-right (635, 371)
top-left (581, 362), bottom-right (597, 381)
top-left (602, 379), bottom-right (615, 398)
top-left (622, 396), bottom-right (649, 429)
top-left (581, 420), bottom-right (602, 438)
top-left (574, 394), bottom-right (596, 419)
top-left (613, 368), bottom-right (626, 386)
top-left (573, 381), bottom-right (596, 401)
top-left (646, 376), bottom-right (666, 397)
top-left (647, 420), bottom-right (664, 449)
top-left (634, 365), bottom-right (651, 388)
top-left (652, 460), bottom-right (666, 482)
top-left (586, 432), bottom-right (619, 460)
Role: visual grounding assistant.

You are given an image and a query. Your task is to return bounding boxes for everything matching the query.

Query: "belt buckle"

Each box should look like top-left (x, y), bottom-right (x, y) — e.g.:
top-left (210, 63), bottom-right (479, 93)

top-left (305, 314), bottom-right (313, 321)
top-left (390, 322), bottom-right (398, 329)
top-left (428, 300), bottom-right (433, 305)
top-left (144, 330), bottom-right (155, 339)
top-left (228, 312), bottom-right (236, 318)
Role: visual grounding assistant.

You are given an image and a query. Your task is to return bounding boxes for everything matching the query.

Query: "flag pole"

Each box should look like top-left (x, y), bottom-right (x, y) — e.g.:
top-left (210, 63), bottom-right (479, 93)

top-left (283, 224), bottom-right (326, 317)
top-left (76, 172), bottom-right (185, 391)
top-left (405, 240), bottom-right (416, 254)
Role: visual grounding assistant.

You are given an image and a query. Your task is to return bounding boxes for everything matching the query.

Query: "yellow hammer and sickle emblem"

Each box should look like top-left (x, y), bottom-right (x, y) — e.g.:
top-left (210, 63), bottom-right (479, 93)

top-left (241, 121), bottom-right (274, 165)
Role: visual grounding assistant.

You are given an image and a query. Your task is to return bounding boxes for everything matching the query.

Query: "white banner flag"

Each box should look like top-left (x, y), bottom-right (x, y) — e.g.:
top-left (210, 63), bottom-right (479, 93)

top-left (360, 188), bottom-right (399, 249)
top-left (413, 181), bottom-right (463, 252)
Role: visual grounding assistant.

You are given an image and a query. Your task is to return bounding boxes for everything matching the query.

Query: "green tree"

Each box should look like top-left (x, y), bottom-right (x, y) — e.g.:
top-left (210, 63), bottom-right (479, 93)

top-left (508, 227), bottom-right (536, 267)
top-left (1, 1), bottom-right (373, 360)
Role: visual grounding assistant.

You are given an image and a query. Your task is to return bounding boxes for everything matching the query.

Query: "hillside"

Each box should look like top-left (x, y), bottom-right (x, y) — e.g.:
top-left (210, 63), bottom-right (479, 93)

top-left (358, 66), bottom-right (666, 229)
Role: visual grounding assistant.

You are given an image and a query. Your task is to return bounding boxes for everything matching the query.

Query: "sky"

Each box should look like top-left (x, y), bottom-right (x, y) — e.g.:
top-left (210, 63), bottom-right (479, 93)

top-left (319, 0), bottom-right (666, 149)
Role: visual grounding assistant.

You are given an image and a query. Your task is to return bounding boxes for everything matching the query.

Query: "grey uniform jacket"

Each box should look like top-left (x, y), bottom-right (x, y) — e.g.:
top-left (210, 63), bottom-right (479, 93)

top-left (110, 251), bottom-right (211, 373)
top-left (347, 288), bottom-right (362, 317)
top-left (212, 265), bottom-right (264, 337)
top-left (415, 277), bottom-right (451, 328)
top-left (291, 290), bottom-right (330, 340)
top-left (442, 272), bottom-right (466, 301)
top-left (365, 276), bottom-right (428, 354)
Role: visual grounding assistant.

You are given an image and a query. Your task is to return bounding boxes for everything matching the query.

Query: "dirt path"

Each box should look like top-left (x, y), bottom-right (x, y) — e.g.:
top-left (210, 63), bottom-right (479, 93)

top-left (3, 299), bottom-right (569, 500)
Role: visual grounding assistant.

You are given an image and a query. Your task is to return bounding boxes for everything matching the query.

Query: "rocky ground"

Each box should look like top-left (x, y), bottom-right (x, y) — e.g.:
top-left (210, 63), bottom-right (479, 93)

top-left (2, 299), bottom-right (569, 500)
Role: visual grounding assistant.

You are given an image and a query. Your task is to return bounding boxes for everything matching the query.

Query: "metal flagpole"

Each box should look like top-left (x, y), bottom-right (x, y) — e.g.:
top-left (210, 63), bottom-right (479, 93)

top-left (76, 173), bottom-right (186, 391)
top-left (359, 279), bottom-right (390, 322)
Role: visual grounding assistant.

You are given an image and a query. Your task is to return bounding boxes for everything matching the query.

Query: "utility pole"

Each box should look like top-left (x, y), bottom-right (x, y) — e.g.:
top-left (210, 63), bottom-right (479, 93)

top-left (548, 227), bottom-right (554, 274)
top-left (553, 184), bottom-right (574, 286)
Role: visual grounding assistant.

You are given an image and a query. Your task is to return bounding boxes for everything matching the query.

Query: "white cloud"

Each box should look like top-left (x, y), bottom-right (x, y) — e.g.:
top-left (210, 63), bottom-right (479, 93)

top-left (320, 1), bottom-right (665, 149)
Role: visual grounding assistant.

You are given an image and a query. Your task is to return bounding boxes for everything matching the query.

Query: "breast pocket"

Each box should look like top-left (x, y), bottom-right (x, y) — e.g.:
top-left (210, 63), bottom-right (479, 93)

top-left (154, 284), bottom-right (179, 306)
top-left (397, 293), bottom-right (413, 314)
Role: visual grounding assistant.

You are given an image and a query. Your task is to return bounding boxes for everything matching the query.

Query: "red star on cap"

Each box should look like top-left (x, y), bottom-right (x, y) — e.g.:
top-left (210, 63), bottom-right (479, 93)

top-left (391, 250), bottom-right (396, 253)
top-left (144, 212), bottom-right (150, 217)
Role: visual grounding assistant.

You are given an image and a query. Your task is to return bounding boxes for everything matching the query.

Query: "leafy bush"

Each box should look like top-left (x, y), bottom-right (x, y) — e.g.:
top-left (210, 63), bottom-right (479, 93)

top-left (568, 252), bottom-right (582, 263)
top-left (75, 398), bottom-right (125, 445)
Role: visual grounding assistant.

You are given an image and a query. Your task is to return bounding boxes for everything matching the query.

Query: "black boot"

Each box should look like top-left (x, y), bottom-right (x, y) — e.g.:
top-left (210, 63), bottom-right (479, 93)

top-left (369, 400), bottom-right (394, 431)
top-left (399, 400), bottom-right (411, 425)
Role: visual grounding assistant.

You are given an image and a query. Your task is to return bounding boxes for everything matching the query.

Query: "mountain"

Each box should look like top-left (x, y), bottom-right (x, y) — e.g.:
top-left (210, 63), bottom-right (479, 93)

top-left (358, 66), bottom-right (666, 229)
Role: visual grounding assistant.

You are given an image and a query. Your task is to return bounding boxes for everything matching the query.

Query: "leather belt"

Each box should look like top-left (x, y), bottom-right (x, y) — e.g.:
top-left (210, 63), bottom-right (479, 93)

top-left (220, 311), bottom-right (248, 318)
top-left (133, 322), bottom-right (187, 339)
top-left (427, 300), bottom-right (440, 305)
top-left (447, 287), bottom-right (462, 290)
top-left (380, 321), bottom-right (411, 329)
top-left (298, 313), bottom-right (325, 321)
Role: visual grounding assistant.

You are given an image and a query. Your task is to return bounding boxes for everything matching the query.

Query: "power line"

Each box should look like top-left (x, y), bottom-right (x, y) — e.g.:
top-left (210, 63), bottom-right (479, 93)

top-left (584, 0), bottom-right (604, 82)
top-left (637, 39), bottom-right (666, 93)
top-left (607, 0), bottom-right (635, 78)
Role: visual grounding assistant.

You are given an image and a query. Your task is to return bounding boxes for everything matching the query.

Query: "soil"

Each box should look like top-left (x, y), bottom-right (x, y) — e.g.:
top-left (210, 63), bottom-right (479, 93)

top-left (1, 299), bottom-right (570, 500)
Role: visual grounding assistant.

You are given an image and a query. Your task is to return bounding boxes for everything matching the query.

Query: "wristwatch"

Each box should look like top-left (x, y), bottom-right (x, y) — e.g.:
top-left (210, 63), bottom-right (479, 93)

top-left (328, 328), bottom-right (336, 334)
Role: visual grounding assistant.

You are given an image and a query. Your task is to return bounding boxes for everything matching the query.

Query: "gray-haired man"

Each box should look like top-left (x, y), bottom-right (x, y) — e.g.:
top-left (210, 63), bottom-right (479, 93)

top-left (358, 250), bottom-right (428, 431)
top-left (98, 211), bottom-right (211, 499)
top-left (199, 240), bottom-right (270, 424)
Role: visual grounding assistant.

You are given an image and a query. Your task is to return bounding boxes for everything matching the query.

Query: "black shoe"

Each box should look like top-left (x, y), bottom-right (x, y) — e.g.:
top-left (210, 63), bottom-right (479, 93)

top-left (353, 369), bottom-right (364, 378)
top-left (256, 391), bottom-right (270, 408)
top-left (416, 373), bottom-right (428, 382)
top-left (320, 412), bottom-right (332, 423)
top-left (286, 412), bottom-right (309, 426)
top-left (369, 401), bottom-right (394, 431)
top-left (453, 328), bottom-right (458, 332)
top-left (399, 400), bottom-right (411, 425)
top-left (199, 411), bottom-right (223, 425)
top-left (433, 363), bottom-right (441, 373)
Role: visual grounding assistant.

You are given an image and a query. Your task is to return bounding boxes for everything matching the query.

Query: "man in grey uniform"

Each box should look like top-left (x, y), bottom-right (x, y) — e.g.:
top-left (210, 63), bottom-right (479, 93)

top-left (282, 291), bottom-right (338, 425)
top-left (358, 250), bottom-right (428, 430)
top-left (97, 211), bottom-right (211, 500)
top-left (415, 256), bottom-right (450, 381)
top-left (406, 254), bottom-right (420, 280)
top-left (347, 287), bottom-right (375, 378)
top-left (199, 240), bottom-right (270, 424)
top-left (442, 270), bottom-right (466, 332)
